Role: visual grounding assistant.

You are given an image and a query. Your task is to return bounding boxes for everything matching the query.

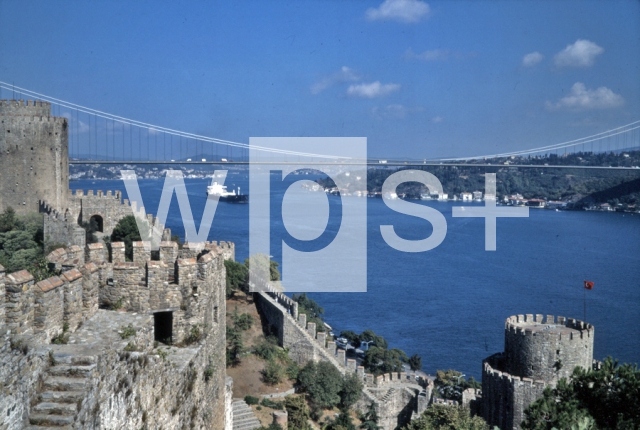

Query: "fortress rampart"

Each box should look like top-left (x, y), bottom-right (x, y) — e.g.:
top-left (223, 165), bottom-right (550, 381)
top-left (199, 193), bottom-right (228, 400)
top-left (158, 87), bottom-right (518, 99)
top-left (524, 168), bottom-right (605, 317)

top-left (0, 100), bottom-right (69, 214)
top-left (482, 314), bottom-right (595, 430)
top-left (253, 281), bottom-right (433, 430)
top-left (0, 239), bottom-right (231, 429)
top-left (0, 100), bottom-right (52, 116)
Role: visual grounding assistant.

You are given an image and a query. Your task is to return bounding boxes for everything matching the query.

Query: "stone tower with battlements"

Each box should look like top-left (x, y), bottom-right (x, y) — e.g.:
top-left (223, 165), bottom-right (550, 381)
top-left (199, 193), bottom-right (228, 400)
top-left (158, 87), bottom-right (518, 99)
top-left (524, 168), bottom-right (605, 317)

top-left (482, 314), bottom-right (595, 430)
top-left (0, 100), bottom-right (69, 215)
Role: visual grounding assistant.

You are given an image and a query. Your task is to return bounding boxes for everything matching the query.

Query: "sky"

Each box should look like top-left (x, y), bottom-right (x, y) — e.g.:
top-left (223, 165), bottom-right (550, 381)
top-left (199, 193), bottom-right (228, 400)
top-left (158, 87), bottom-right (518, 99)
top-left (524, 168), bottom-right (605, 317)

top-left (0, 0), bottom-right (639, 159)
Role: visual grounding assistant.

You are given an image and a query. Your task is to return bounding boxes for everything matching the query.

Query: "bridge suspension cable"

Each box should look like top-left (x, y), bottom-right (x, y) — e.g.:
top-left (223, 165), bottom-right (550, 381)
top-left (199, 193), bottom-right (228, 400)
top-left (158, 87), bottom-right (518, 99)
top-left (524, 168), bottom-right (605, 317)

top-left (440, 120), bottom-right (640, 161)
top-left (1, 81), bottom-right (638, 163)
top-left (0, 81), bottom-right (349, 160)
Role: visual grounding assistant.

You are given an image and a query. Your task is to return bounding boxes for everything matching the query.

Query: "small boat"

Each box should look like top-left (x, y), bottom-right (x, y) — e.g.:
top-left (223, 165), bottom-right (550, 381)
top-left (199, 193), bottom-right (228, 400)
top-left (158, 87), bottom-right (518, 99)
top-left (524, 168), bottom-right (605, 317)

top-left (206, 180), bottom-right (248, 203)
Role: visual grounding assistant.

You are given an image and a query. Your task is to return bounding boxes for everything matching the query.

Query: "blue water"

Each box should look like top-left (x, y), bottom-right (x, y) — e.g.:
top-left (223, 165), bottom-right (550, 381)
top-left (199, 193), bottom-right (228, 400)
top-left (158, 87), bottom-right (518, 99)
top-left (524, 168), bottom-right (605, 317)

top-left (72, 172), bottom-right (640, 378)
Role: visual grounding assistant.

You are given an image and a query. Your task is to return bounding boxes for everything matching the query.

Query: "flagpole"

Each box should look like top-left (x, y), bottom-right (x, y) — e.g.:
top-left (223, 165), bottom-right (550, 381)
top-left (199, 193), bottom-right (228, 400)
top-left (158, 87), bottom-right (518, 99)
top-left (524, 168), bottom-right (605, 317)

top-left (584, 286), bottom-right (586, 322)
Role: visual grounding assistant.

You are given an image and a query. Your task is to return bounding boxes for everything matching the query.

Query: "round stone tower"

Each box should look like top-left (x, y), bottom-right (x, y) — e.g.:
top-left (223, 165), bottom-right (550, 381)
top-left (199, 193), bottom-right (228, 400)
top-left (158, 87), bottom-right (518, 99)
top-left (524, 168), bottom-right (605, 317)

top-left (504, 314), bottom-right (594, 382)
top-left (482, 314), bottom-right (595, 430)
top-left (0, 100), bottom-right (69, 214)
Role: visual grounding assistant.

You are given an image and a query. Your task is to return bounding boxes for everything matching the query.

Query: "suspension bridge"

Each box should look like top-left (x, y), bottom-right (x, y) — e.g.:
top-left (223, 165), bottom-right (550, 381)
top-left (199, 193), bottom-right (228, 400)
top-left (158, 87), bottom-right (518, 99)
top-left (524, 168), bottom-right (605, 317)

top-left (2, 81), bottom-right (640, 170)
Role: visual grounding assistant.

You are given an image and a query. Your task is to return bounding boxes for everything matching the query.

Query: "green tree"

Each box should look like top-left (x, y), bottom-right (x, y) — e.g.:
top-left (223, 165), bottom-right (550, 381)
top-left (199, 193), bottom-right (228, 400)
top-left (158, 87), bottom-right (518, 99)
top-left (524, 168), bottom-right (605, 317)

top-left (408, 354), bottom-right (423, 371)
top-left (434, 369), bottom-right (479, 402)
top-left (226, 326), bottom-right (244, 366)
top-left (403, 404), bottom-right (488, 430)
top-left (270, 259), bottom-right (281, 281)
top-left (325, 410), bottom-right (356, 430)
top-left (359, 330), bottom-right (388, 349)
top-left (110, 215), bottom-right (146, 261)
top-left (363, 347), bottom-right (407, 376)
top-left (0, 209), bottom-right (54, 281)
top-left (0, 207), bottom-right (18, 233)
top-left (340, 330), bottom-right (361, 347)
top-left (359, 402), bottom-right (382, 430)
top-left (522, 357), bottom-right (640, 430)
top-left (285, 396), bottom-right (312, 430)
top-left (340, 372), bottom-right (363, 410)
top-left (244, 253), bottom-right (280, 281)
top-left (298, 361), bottom-right (344, 408)
top-left (225, 259), bottom-right (248, 298)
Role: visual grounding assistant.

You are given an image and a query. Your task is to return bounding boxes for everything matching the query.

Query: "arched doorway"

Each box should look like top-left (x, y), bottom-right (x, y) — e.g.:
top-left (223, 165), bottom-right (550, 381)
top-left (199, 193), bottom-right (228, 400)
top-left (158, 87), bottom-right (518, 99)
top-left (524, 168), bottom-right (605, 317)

top-left (89, 215), bottom-right (104, 232)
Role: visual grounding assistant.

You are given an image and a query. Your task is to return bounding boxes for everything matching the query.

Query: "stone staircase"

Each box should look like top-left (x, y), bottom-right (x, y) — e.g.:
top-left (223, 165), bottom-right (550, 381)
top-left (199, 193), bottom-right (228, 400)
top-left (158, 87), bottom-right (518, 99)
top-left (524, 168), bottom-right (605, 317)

top-left (380, 387), bottom-right (396, 403)
top-left (232, 399), bottom-right (262, 430)
top-left (27, 346), bottom-right (97, 429)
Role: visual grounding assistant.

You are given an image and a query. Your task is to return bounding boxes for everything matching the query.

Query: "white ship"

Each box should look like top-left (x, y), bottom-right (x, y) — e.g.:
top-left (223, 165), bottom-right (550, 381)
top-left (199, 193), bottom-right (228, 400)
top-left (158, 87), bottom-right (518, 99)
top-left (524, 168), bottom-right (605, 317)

top-left (206, 180), bottom-right (248, 203)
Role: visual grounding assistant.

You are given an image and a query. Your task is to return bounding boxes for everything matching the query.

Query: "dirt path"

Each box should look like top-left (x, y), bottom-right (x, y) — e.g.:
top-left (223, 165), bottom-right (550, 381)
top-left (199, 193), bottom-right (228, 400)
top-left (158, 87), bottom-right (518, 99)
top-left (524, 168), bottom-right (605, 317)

top-left (226, 291), bottom-right (294, 399)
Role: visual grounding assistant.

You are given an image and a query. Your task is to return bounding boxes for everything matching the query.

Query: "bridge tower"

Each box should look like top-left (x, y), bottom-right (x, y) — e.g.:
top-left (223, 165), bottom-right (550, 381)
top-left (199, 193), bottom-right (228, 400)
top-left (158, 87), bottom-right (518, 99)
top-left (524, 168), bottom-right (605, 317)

top-left (0, 100), bottom-right (69, 214)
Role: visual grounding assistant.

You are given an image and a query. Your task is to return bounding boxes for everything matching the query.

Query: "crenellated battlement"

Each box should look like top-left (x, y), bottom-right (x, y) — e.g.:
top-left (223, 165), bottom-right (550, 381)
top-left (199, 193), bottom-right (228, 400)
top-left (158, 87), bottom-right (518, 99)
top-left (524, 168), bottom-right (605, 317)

top-left (2, 238), bottom-right (233, 347)
top-left (72, 189), bottom-right (123, 200)
top-left (505, 314), bottom-right (594, 339)
top-left (0, 115), bottom-right (67, 123)
top-left (483, 359), bottom-right (546, 388)
top-left (0, 99), bottom-right (51, 117)
top-left (0, 99), bottom-right (51, 108)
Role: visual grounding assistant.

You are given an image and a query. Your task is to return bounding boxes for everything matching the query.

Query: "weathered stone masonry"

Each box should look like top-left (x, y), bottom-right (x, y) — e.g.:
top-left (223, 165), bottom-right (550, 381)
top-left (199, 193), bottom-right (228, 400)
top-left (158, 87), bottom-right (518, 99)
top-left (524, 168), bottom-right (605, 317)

top-left (0, 240), bottom-right (232, 429)
top-left (253, 283), bottom-right (433, 430)
top-left (0, 100), bottom-right (68, 215)
top-left (482, 314), bottom-right (595, 430)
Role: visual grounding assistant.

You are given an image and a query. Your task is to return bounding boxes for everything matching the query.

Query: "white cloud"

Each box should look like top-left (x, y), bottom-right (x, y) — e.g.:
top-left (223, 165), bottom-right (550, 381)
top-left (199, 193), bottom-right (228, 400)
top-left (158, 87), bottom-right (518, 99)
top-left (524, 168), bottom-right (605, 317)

top-left (404, 48), bottom-right (450, 61)
top-left (372, 104), bottom-right (424, 119)
top-left (347, 81), bottom-right (401, 98)
top-left (522, 51), bottom-right (544, 67)
top-left (431, 116), bottom-right (443, 123)
top-left (365, 0), bottom-right (430, 23)
top-left (554, 39), bottom-right (604, 68)
top-left (311, 66), bottom-right (361, 95)
top-left (546, 82), bottom-right (624, 111)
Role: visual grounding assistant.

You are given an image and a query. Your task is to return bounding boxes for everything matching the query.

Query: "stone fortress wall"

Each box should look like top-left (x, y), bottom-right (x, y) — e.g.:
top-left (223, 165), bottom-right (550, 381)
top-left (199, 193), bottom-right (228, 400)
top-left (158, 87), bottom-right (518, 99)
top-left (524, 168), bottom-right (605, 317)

top-left (482, 314), bottom-right (595, 430)
top-left (0, 100), bottom-right (69, 215)
top-left (0, 238), bottom-right (232, 429)
top-left (253, 281), bottom-right (433, 430)
top-left (42, 188), bottom-right (171, 249)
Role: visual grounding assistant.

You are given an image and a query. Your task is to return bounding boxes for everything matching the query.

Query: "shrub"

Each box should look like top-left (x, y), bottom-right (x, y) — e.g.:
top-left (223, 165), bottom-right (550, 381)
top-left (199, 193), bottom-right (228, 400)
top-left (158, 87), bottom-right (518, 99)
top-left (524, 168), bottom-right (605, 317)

top-left (184, 324), bottom-right (203, 345)
top-left (204, 364), bottom-right (215, 382)
top-left (120, 324), bottom-right (136, 339)
top-left (235, 313), bottom-right (253, 331)
top-left (123, 342), bottom-right (137, 352)
top-left (111, 297), bottom-right (125, 310)
top-left (254, 337), bottom-right (281, 361)
top-left (262, 359), bottom-right (286, 385)
top-left (260, 398), bottom-right (284, 410)
top-left (244, 395), bottom-right (259, 405)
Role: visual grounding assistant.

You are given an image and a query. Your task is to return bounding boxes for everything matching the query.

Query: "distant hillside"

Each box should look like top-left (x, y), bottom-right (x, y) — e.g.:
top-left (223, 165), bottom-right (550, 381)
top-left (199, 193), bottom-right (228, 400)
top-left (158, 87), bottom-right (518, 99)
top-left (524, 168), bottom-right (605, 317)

top-left (319, 151), bottom-right (640, 209)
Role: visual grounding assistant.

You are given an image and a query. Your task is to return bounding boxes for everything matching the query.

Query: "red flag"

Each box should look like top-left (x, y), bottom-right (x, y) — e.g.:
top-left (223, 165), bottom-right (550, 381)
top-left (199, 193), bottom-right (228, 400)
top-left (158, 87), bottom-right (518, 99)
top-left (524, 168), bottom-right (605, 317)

top-left (584, 280), bottom-right (594, 290)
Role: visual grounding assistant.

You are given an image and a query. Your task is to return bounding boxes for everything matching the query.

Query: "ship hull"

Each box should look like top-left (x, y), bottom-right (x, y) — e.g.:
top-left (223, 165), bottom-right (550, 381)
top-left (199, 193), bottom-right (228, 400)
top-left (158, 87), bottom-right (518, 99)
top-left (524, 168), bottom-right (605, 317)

top-left (207, 193), bottom-right (248, 203)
